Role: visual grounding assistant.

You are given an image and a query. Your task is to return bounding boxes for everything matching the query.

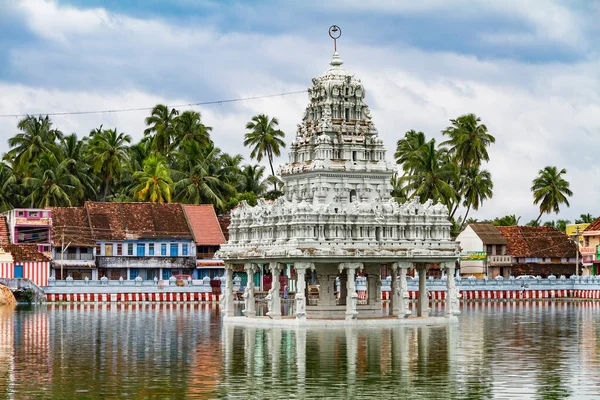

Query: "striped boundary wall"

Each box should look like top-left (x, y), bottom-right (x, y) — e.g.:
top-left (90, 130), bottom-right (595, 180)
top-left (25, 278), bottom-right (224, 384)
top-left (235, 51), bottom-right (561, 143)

top-left (0, 261), bottom-right (50, 287)
top-left (45, 292), bottom-right (220, 303)
top-left (375, 289), bottom-right (600, 301)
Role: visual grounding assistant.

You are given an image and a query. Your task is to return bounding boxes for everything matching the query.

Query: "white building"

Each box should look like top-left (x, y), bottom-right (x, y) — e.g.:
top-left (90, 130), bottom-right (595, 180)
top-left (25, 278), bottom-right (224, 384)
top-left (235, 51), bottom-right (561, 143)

top-left (218, 40), bottom-right (461, 322)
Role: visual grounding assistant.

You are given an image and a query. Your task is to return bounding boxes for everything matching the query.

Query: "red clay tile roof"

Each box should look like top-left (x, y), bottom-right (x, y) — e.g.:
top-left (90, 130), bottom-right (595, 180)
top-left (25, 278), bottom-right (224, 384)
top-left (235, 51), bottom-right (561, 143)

top-left (85, 202), bottom-right (193, 241)
top-left (584, 217), bottom-right (600, 232)
top-left (0, 216), bottom-right (9, 246)
top-left (496, 226), bottom-right (576, 258)
top-left (468, 223), bottom-right (507, 245)
top-left (51, 207), bottom-right (95, 247)
top-left (3, 244), bottom-right (50, 262)
top-left (183, 205), bottom-right (225, 245)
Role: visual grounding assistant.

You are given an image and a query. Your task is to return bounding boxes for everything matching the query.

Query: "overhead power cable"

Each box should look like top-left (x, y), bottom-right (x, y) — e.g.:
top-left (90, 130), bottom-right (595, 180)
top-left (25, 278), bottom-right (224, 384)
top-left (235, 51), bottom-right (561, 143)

top-left (0, 90), bottom-right (308, 119)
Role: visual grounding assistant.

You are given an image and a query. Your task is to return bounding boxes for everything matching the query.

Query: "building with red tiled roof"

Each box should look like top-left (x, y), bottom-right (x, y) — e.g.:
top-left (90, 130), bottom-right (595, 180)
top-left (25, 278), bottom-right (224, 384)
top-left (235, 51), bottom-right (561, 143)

top-left (456, 223), bottom-right (512, 278)
top-left (0, 215), bottom-right (52, 287)
top-left (496, 226), bottom-right (578, 277)
top-left (183, 205), bottom-right (226, 279)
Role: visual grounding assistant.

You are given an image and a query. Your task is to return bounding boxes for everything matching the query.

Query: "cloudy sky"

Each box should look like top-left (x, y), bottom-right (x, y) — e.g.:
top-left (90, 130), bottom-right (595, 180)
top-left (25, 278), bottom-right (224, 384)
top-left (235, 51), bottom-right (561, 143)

top-left (1, 0), bottom-right (599, 223)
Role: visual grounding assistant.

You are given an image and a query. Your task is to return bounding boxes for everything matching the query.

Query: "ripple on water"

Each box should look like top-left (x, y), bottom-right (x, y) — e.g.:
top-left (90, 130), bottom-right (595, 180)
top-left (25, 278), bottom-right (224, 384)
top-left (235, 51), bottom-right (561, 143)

top-left (0, 301), bottom-right (598, 398)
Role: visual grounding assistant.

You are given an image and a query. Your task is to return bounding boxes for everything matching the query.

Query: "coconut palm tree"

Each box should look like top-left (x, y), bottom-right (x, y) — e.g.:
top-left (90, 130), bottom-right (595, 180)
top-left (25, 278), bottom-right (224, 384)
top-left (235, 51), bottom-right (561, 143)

top-left (173, 110), bottom-right (212, 150)
top-left (394, 130), bottom-right (427, 173)
top-left (491, 214), bottom-right (521, 226)
top-left (402, 139), bottom-right (457, 207)
top-left (460, 167), bottom-right (493, 229)
top-left (4, 115), bottom-right (63, 174)
top-left (244, 114), bottom-right (286, 191)
top-left (23, 153), bottom-right (81, 207)
top-left (87, 127), bottom-right (131, 201)
top-left (575, 213), bottom-right (595, 224)
top-left (173, 142), bottom-right (235, 211)
top-left (531, 166), bottom-right (573, 225)
top-left (0, 162), bottom-right (17, 212)
top-left (132, 154), bottom-right (173, 203)
top-left (58, 133), bottom-right (96, 203)
top-left (239, 164), bottom-right (267, 195)
top-left (144, 104), bottom-right (179, 154)
top-left (442, 114), bottom-right (495, 219)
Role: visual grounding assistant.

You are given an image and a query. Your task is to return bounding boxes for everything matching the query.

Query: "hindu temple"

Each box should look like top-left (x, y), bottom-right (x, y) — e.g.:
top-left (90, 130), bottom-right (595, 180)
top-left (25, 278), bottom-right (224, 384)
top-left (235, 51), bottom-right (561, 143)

top-left (217, 27), bottom-right (461, 324)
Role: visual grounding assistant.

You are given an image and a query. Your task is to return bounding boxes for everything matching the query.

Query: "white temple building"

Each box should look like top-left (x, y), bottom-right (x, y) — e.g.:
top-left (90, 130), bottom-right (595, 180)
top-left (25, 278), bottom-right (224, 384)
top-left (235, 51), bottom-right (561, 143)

top-left (217, 39), bottom-right (461, 324)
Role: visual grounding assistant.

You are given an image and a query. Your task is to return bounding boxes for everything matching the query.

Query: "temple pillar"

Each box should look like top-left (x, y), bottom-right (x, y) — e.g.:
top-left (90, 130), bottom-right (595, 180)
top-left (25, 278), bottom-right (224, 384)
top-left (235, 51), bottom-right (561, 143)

top-left (391, 264), bottom-right (399, 316)
top-left (417, 263), bottom-right (429, 317)
top-left (341, 262), bottom-right (362, 320)
top-left (266, 262), bottom-right (282, 319)
top-left (444, 262), bottom-right (461, 318)
top-left (397, 262), bottom-right (412, 319)
top-left (243, 263), bottom-right (256, 318)
top-left (294, 262), bottom-right (312, 320)
top-left (224, 263), bottom-right (234, 317)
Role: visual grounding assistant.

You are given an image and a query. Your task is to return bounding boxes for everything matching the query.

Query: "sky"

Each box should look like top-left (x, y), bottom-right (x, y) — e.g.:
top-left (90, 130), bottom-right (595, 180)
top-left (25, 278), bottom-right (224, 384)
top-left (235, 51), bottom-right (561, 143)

top-left (1, 0), bottom-right (600, 224)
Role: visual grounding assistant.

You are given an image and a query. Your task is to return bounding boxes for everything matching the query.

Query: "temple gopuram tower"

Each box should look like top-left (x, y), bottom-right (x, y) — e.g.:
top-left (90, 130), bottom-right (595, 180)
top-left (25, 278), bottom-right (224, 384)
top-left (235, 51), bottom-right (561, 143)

top-left (218, 27), bottom-right (460, 324)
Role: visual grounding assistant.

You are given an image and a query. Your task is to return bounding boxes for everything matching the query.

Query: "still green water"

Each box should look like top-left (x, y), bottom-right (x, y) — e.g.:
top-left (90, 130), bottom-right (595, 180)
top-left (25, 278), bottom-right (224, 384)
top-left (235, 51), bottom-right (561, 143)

top-left (0, 301), bottom-right (599, 399)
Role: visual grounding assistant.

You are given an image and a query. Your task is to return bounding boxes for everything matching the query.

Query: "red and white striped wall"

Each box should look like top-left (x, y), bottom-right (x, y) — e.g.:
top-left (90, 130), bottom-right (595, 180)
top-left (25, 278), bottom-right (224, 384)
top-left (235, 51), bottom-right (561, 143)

top-left (398, 289), bottom-right (600, 301)
top-left (45, 291), bottom-right (221, 303)
top-left (0, 261), bottom-right (50, 287)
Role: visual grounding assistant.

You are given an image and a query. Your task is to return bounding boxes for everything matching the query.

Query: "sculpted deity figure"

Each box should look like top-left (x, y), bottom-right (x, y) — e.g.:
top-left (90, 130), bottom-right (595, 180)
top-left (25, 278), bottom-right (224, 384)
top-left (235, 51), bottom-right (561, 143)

top-left (266, 288), bottom-right (274, 317)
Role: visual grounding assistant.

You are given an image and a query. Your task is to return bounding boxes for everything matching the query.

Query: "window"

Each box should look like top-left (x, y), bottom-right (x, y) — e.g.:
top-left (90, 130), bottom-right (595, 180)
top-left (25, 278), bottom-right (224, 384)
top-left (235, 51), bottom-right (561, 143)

top-left (149, 243), bottom-right (154, 256)
top-left (105, 243), bottom-right (113, 256)
top-left (129, 268), bottom-right (139, 280)
top-left (182, 243), bottom-right (188, 256)
top-left (137, 244), bottom-right (145, 257)
top-left (127, 243), bottom-right (134, 256)
top-left (17, 211), bottom-right (24, 217)
top-left (162, 269), bottom-right (171, 280)
top-left (161, 243), bottom-right (167, 256)
top-left (170, 243), bottom-right (178, 257)
top-left (116, 244), bottom-right (122, 256)
top-left (28, 211), bottom-right (39, 218)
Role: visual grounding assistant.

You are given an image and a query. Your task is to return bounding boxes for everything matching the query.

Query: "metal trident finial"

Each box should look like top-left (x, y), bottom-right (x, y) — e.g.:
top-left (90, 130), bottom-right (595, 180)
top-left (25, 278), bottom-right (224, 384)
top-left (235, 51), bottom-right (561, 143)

top-left (328, 25), bottom-right (342, 52)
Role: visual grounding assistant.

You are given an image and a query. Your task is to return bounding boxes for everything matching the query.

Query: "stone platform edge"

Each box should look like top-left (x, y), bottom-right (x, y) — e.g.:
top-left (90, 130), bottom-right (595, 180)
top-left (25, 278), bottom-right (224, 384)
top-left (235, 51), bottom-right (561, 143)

top-left (223, 315), bottom-right (458, 327)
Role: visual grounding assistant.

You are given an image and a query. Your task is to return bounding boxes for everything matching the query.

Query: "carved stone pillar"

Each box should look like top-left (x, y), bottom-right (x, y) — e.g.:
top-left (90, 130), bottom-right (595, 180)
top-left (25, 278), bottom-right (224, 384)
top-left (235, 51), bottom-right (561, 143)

top-left (445, 262), bottom-right (461, 317)
top-left (341, 262), bottom-right (362, 320)
top-left (294, 262), bottom-right (312, 320)
top-left (242, 263), bottom-right (256, 318)
top-left (397, 262), bottom-right (412, 318)
top-left (391, 264), bottom-right (399, 316)
top-left (417, 263), bottom-right (429, 317)
top-left (224, 263), bottom-right (234, 317)
top-left (266, 262), bottom-right (282, 319)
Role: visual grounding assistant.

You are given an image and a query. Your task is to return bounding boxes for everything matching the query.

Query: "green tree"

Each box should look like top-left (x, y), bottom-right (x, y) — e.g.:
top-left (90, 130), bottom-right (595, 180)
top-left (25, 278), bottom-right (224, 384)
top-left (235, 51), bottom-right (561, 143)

top-left (173, 110), bottom-right (212, 150)
top-left (402, 139), bottom-right (457, 207)
top-left (132, 154), bottom-right (173, 203)
top-left (0, 162), bottom-right (17, 212)
top-left (441, 114), bottom-right (495, 219)
top-left (244, 114), bottom-right (286, 191)
top-left (58, 133), bottom-right (96, 203)
top-left (23, 153), bottom-right (81, 207)
top-left (491, 214), bottom-right (521, 226)
top-left (531, 166), bottom-right (573, 225)
top-left (4, 115), bottom-right (62, 174)
top-left (87, 127), bottom-right (131, 201)
top-left (173, 142), bottom-right (235, 211)
top-left (394, 130), bottom-right (427, 173)
top-left (575, 213), bottom-right (595, 224)
top-left (238, 164), bottom-right (267, 195)
top-left (460, 167), bottom-right (493, 229)
top-left (144, 104), bottom-right (179, 154)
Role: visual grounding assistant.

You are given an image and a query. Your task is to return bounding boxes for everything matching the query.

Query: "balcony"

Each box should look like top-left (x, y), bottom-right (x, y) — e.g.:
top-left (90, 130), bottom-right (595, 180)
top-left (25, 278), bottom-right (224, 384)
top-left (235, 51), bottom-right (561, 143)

top-left (488, 255), bottom-right (512, 266)
top-left (97, 256), bottom-right (195, 269)
top-left (53, 253), bottom-right (95, 267)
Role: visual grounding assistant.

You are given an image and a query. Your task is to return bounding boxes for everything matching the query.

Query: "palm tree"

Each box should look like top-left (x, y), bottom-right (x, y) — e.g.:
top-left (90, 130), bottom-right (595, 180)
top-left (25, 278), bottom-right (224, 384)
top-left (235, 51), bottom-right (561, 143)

top-left (531, 166), bottom-right (573, 225)
top-left (460, 167), bottom-right (493, 229)
top-left (239, 164), bottom-right (267, 195)
top-left (0, 162), bottom-right (17, 212)
top-left (402, 139), bottom-right (457, 207)
top-left (23, 153), bottom-right (81, 207)
top-left (492, 214), bottom-right (521, 226)
top-left (442, 114), bottom-right (495, 219)
top-left (4, 115), bottom-right (62, 173)
top-left (390, 172), bottom-right (408, 203)
top-left (132, 155), bottom-right (173, 203)
top-left (87, 127), bottom-right (131, 201)
top-left (575, 213), bottom-right (595, 224)
top-left (173, 110), bottom-right (212, 150)
top-left (244, 114), bottom-right (286, 191)
top-left (394, 130), bottom-right (427, 173)
top-left (173, 142), bottom-right (236, 211)
top-left (58, 133), bottom-right (96, 203)
top-left (144, 104), bottom-right (179, 154)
